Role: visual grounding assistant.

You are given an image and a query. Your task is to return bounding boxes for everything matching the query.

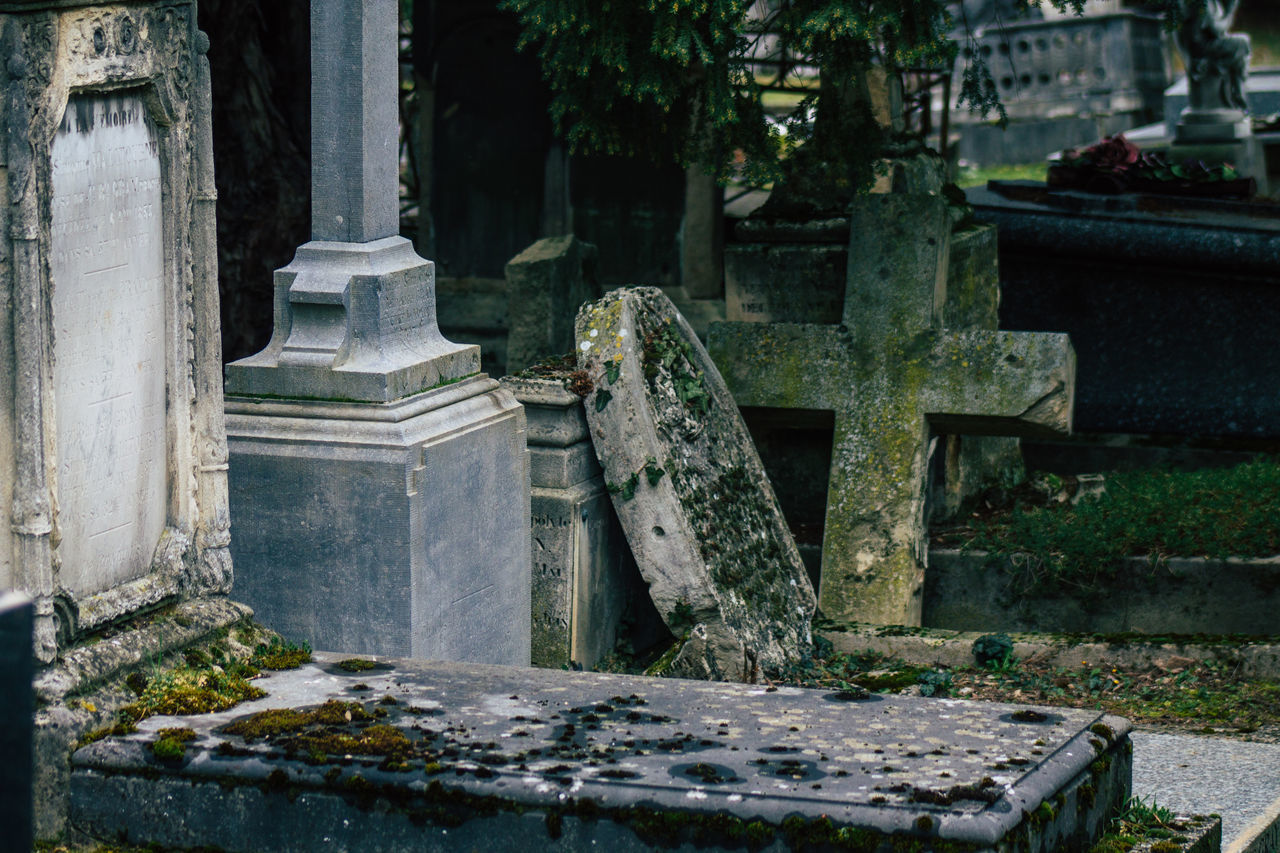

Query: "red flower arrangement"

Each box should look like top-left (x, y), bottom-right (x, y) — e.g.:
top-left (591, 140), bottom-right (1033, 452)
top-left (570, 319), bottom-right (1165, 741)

top-left (1047, 134), bottom-right (1255, 198)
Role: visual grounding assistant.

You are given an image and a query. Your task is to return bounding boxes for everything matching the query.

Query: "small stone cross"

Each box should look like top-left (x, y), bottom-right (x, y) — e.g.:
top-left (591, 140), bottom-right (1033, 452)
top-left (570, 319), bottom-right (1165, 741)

top-left (709, 194), bottom-right (1075, 626)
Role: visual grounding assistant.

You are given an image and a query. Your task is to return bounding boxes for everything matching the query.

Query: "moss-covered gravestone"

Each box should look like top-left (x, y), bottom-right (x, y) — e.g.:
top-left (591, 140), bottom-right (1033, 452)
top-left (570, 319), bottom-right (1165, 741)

top-left (709, 194), bottom-right (1076, 626)
top-left (575, 288), bottom-right (814, 681)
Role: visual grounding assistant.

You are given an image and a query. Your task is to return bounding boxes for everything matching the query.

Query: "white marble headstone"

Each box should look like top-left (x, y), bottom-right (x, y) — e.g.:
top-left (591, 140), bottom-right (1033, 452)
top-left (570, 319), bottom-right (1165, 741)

top-left (49, 93), bottom-right (167, 597)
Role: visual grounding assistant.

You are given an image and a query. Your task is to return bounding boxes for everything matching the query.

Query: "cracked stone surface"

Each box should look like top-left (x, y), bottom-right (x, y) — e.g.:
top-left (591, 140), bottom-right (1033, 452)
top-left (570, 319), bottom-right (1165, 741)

top-left (71, 652), bottom-right (1132, 852)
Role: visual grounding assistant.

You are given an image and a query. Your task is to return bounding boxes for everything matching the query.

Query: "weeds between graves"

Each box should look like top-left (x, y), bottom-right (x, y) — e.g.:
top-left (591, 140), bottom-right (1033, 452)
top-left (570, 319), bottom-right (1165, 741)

top-left (769, 640), bottom-right (1280, 738)
top-left (931, 457), bottom-right (1280, 599)
top-left (1088, 796), bottom-right (1218, 853)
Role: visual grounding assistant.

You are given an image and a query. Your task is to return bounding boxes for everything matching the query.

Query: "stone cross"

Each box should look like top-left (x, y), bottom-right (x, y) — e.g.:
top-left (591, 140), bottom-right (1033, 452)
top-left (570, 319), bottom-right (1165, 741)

top-left (225, 0), bottom-right (476, 401)
top-left (709, 194), bottom-right (1075, 626)
top-left (225, 0), bottom-right (530, 663)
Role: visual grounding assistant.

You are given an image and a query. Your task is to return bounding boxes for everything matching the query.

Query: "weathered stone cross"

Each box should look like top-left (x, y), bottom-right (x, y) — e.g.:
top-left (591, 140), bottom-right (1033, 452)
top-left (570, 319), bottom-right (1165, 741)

top-left (225, 0), bottom-right (476, 401)
top-left (709, 193), bottom-right (1075, 626)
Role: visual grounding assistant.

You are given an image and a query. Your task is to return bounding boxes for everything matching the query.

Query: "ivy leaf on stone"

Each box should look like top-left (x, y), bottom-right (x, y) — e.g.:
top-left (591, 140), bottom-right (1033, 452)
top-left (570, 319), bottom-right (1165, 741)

top-left (594, 389), bottom-right (613, 412)
top-left (608, 472), bottom-right (639, 501)
top-left (644, 458), bottom-right (665, 486)
top-left (605, 360), bottom-right (621, 385)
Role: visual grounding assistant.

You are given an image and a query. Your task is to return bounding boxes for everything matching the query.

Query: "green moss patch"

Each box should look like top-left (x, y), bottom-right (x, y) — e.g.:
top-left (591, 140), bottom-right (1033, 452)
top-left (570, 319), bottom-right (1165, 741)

top-left (119, 666), bottom-right (266, 724)
top-left (334, 658), bottom-right (379, 673)
top-left (250, 636), bottom-right (313, 670)
top-left (151, 727), bottom-right (197, 761)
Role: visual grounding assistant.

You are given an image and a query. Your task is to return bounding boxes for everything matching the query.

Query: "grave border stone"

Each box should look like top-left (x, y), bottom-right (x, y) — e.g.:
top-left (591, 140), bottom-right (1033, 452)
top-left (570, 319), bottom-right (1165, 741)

top-left (2, 3), bottom-right (230, 662)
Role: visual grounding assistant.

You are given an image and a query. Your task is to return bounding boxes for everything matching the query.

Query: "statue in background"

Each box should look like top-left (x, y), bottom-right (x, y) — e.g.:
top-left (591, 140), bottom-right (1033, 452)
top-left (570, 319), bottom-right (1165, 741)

top-left (1176, 0), bottom-right (1250, 114)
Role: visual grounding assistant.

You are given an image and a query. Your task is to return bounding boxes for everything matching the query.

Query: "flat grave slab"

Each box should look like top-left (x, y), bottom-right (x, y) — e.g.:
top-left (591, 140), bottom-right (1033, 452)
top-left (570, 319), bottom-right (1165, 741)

top-left (72, 652), bottom-right (1131, 852)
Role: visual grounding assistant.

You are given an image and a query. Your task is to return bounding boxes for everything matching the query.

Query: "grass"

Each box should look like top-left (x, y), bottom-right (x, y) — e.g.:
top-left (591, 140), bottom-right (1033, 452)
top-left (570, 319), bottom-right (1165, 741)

top-left (1089, 796), bottom-right (1207, 853)
top-left (933, 458), bottom-right (1280, 597)
top-left (768, 643), bottom-right (1280, 738)
top-left (955, 160), bottom-right (1047, 187)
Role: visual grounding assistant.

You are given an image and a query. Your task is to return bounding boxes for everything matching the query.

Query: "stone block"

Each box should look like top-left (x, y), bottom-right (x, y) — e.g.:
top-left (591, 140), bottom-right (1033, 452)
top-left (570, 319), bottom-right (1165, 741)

top-left (227, 380), bottom-right (530, 664)
top-left (502, 373), bottom-right (658, 671)
top-left (576, 288), bottom-right (814, 680)
top-left (69, 652), bottom-right (1134, 853)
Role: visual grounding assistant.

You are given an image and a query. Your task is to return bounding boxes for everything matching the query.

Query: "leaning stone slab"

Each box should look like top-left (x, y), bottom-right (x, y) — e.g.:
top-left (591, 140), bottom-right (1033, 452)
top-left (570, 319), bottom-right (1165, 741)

top-left (71, 651), bottom-right (1133, 853)
top-left (574, 288), bottom-right (815, 681)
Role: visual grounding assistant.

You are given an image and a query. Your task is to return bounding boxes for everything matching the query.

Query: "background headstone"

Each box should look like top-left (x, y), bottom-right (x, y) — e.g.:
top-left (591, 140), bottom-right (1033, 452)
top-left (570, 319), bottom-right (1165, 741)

top-left (710, 195), bottom-right (1075, 626)
top-left (1, 1), bottom-right (232, 661)
top-left (575, 288), bottom-right (815, 681)
top-left (950, 12), bottom-right (1167, 166)
top-left (504, 235), bottom-right (599, 374)
top-left (226, 0), bottom-right (530, 664)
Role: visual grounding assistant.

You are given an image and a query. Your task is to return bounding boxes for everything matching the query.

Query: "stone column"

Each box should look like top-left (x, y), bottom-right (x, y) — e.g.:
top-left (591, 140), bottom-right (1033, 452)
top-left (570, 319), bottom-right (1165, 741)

top-left (225, 0), bottom-right (530, 664)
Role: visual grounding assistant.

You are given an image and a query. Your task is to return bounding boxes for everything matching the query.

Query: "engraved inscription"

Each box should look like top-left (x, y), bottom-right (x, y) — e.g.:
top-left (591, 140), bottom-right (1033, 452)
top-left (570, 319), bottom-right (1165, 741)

top-left (50, 93), bottom-right (167, 597)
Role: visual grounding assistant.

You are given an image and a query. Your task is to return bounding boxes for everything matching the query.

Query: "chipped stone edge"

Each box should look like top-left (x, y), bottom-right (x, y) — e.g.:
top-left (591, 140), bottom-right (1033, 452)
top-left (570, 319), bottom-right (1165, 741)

top-left (35, 597), bottom-right (253, 704)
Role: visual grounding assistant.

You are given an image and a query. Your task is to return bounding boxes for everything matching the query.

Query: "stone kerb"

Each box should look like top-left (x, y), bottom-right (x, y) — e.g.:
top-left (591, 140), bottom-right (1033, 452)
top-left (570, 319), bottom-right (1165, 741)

top-left (0, 2), bottom-right (232, 661)
top-left (575, 287), bottom-right (815, 681)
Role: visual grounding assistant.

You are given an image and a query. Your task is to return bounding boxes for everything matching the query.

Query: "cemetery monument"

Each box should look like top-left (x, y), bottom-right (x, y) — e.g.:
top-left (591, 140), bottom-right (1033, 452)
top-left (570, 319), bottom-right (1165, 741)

top-left (710, 194), bottom-right (1076, 626)
top-left (0, 0), bottom-right (256, 835)
top-left (225, 0), bottom-right (530, 664)
top-left (0, 0), bottom-right (233, 661)
top-left (575, 287), bottom-right (815, 680)
top-left (1169, 0), bottom-right (1269, 193)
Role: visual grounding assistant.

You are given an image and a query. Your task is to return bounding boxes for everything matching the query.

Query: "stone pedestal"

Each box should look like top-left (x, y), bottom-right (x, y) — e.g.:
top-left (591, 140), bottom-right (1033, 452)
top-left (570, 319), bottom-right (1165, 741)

top-left (225, 0), bottom-right (530, 664)
top-left (501, 374), bottom-right (658, 670)
top-left (226, 378), bottom-right (529, 663)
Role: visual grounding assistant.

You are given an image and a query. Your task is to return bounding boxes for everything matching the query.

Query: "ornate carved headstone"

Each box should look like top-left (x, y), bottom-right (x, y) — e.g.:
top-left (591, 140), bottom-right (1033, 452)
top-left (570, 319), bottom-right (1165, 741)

top-left (710, 195), bottom-right (1075, 626)
top-left (225, 0), bottom-right (530, 664)
top-left (576, 288), bottom-right (815, 681)
top-left (1, 2), bottom-right (231, 662)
